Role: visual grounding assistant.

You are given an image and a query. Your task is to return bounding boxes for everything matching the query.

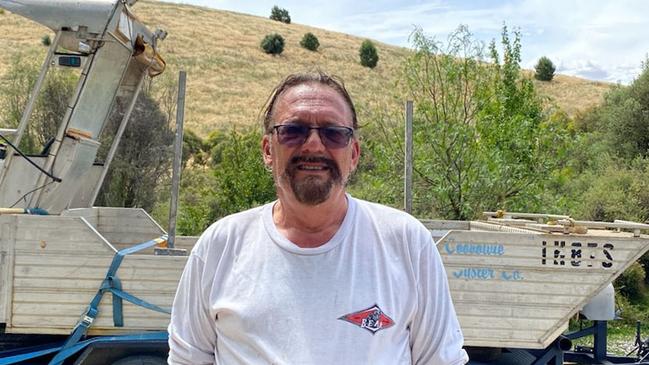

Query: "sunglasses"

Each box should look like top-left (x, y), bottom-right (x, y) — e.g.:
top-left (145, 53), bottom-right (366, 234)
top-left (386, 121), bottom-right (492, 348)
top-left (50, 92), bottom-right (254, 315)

top-left (272, 124), bottom-right (354, 149)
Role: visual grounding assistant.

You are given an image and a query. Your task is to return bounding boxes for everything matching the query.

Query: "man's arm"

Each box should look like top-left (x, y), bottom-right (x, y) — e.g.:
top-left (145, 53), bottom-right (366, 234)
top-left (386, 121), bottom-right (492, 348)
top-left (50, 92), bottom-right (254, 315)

top-left (410, 231), bottom-right (469, 365)
top-left (168, 253), bottom-right (217, 364)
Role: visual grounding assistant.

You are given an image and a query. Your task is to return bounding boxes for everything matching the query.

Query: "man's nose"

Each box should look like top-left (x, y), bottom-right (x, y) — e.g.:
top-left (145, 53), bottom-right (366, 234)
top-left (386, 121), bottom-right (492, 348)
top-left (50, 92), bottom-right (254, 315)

top-left (301, 129), bottom-right (326, 151)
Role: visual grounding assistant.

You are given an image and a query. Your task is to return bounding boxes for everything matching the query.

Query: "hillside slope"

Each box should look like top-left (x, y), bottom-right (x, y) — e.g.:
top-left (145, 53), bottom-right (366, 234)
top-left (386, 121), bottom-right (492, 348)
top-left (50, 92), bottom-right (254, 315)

top-left (0, 1), bottom-right (613, 135)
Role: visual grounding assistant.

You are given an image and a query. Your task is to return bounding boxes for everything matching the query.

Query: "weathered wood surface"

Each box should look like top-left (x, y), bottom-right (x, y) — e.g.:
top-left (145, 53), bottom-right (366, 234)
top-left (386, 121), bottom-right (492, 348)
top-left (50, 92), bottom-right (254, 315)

top-left (3, 212), bottom-right (649, 350)
top-left (5, 214), bottom-right (186, 335)
top-left (0, 215), bottom-right (16, 326)
top-left (63, 207), bottom-right (166, 249)
top-left (437, 229), bottom-right (649, 349)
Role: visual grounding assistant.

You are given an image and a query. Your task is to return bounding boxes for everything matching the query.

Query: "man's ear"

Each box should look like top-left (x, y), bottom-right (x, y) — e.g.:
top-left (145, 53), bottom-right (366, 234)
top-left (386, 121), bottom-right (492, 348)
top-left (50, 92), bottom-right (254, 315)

top-left (262, 134), bottom-right (272, 167)
top-left (350, 138), bottom-right (361, 172)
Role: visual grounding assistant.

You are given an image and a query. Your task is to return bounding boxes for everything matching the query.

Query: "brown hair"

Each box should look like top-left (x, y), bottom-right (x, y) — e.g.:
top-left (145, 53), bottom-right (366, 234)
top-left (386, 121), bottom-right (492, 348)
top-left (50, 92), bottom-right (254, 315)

top-left (262, 72), bottom-right (358, 133)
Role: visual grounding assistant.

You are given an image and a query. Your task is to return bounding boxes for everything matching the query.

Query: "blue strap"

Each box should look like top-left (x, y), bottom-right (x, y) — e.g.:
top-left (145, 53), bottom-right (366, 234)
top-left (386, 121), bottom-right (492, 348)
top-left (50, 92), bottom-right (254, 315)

top-left (0, 346), bottom-right (61, 365)
top-left (0, 332), bottom-right (168, 365)
top-left (46, 235), bottom-right (170, 365)
top-left (109, 286), bottom-right (171, 315)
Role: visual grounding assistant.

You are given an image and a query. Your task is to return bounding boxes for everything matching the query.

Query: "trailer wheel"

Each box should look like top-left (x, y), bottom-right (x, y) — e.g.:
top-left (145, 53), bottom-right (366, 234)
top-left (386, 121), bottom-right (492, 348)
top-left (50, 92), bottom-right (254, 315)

top-left (111, 355), bottom-right (167, 365)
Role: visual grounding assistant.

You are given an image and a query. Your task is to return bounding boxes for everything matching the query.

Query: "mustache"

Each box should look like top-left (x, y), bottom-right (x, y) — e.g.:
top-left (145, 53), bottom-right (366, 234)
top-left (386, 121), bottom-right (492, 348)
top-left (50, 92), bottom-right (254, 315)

top-left (289, 155), bottom-right (337, 169)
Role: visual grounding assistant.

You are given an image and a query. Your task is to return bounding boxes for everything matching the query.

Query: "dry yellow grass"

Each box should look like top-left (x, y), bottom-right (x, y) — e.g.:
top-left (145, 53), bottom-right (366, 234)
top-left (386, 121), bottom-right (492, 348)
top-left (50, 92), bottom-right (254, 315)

top-left (0, 1), bottom-right (614, 136)
top-left (532, 74), bottom-right (613, 116)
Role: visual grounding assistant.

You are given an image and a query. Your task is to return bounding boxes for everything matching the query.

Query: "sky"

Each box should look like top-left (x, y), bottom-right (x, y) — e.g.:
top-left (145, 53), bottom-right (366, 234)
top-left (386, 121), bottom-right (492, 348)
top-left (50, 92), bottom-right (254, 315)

top-left (164, 0), bottom-right (648, 85)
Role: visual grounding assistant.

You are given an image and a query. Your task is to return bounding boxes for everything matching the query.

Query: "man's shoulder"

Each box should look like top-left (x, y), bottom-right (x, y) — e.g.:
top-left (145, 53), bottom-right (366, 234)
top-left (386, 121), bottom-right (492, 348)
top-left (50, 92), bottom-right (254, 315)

top-left (353, 197), bottom-right (421, 225)
top-left (213, 203), bottom-right (269, 227)
top-left (192, 203), bottom-right (271, 256)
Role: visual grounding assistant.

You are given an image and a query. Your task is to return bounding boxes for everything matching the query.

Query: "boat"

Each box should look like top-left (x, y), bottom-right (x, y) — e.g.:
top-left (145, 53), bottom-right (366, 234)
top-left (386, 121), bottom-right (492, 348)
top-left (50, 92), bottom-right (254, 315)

top-left (1, 1), bottom-right (648, 363)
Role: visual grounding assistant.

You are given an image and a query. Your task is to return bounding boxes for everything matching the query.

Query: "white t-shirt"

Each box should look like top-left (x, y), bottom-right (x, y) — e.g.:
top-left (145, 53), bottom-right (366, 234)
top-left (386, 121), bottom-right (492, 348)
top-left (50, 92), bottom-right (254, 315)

top-left (168, 196), bottom-right (468, 365)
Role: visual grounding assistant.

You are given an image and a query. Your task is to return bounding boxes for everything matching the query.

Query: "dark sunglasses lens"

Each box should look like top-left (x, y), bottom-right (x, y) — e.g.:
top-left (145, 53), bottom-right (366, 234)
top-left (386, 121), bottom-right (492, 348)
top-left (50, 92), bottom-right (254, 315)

top-left (276, 125), bottom-right (308, 146)
top-left (320, 127), bottom-right (352, 148)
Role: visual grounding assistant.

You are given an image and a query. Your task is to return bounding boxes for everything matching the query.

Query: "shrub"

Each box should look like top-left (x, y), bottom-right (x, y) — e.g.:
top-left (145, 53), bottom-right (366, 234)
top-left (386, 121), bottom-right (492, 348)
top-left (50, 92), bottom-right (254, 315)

top-left (359, 40), bottom-right (378, 68)
top-left (615, 261), bottom-right (648, 304)
top-left (41, 35), bottom-right (51, 47)
top-left (269, 5), bottom-right (290, 24)
top-left (300, 32), bottom-right (319, 52)
top-left (260, 33), bottom-right (285, 55)
top-left (534, 56), bottom-right (556, 81)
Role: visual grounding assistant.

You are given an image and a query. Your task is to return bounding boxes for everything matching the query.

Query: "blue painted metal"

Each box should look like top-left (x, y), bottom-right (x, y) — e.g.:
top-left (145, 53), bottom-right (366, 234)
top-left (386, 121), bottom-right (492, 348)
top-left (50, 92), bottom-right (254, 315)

top-left (0, 332), bottom-right (167, 365)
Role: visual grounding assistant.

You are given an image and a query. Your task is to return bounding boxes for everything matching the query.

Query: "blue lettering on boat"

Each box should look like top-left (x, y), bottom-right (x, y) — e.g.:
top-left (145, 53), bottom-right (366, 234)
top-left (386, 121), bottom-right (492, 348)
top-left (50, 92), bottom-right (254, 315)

top-left (452, 267), bottom-right (496, 280)
top-left (444, 242), bottom-right (505, 256)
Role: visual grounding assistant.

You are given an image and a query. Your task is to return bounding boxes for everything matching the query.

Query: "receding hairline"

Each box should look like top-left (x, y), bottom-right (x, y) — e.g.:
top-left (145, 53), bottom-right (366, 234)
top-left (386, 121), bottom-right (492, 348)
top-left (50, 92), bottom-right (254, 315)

top-left (262, 72), bottom-right (358, 133)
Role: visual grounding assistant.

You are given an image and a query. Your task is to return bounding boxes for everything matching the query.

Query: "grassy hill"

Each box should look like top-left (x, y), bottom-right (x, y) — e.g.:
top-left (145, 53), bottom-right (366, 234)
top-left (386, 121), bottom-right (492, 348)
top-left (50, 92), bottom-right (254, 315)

top-left (0, 0), bottom-right (613, 136)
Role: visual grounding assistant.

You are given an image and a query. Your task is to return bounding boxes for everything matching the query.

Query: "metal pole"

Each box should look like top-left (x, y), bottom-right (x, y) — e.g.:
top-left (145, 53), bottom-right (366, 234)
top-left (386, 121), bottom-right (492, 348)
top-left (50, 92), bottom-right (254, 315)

top-left (404, 100), bottom-right (413, 214)
top-left (89, 71), bottom-right (148, 206)
top-left (167, 71), bottom-right (186, 249)
top-left (0, 30), bottom-right (61, 188)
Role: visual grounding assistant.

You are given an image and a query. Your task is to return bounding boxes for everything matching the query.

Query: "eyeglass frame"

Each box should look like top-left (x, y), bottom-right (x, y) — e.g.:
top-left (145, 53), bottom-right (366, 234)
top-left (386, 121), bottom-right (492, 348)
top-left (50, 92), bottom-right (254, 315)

top-left (271, 123), bottom-right (355, 149)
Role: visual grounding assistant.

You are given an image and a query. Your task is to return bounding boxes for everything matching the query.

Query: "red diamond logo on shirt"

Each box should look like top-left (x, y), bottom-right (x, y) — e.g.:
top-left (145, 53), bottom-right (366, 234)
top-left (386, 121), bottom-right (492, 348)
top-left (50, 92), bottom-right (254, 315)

top-left (338, 304), bottom-right (395, 334)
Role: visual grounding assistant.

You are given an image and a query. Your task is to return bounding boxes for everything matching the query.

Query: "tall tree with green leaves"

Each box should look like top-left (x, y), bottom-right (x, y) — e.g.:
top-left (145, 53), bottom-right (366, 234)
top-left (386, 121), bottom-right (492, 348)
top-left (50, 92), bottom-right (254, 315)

top-left (479, 26), bottom-right (570, 211)
top-left (400, 26), bottom-right (492, 219)
top-left (388, 25), bottom-right (570, 219)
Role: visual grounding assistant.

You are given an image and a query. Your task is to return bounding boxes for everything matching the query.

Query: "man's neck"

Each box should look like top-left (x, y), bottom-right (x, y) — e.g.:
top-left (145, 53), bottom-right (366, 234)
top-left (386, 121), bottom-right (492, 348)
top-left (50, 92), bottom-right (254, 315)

top-left (273, 191), bottom-right (349, 248)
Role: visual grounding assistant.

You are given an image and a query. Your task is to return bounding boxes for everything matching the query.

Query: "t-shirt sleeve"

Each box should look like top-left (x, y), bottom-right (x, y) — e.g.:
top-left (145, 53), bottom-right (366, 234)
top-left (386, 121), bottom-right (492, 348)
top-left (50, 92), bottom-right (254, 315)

top-left (168, 252), bottom-right (217, 364)
top-left (410, 230), bottom-right (469, 365)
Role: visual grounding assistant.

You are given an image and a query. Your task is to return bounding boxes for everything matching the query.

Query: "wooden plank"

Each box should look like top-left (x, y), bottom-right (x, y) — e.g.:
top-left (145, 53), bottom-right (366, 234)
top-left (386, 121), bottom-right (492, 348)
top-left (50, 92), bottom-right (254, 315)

top-left (470, 221), bottom-right (541, 233)
top-left (450, 279), bottom-right (601, 296)
top-left (13, 291), bottom-right (173, 306)
top-left (462, 326), bottom-right (546, 341)
top-left (459, 316), bottom-right (558, 331)
top-left (539, 321), bottom-right (570, 349)
top-left (455, 303), bottom-right (567, 320)
top-left (420, 220), bottom-right (470, 230)
top-left (0, 215), bottom-right (16, 326)
top-left (452, 290), bottom-right (582, 306)
top-left (13, 216), bottom-right (115, 255)
top-left (93, 208), bottom-right (165, 245)
top-left (11, 296), bottom-right (172, 331)
top-left (173, 236), bottom-right (198, 251)
top-left (13, 277), bottom-right (180, 292)
top-left (13, 261), bottom-right (185, 281)
top-left (14, 253), bottom-right (187, 269)
top-left (6, 326), bottom-right (172, 336)
top-left (61, 208), bottom-right (99, 226)
top-left (445, 264), bottom-right (613, 282)
top-left (465, 338), bottom-right (543, 349)
top-left (12, 302), bottom-right (173, 317)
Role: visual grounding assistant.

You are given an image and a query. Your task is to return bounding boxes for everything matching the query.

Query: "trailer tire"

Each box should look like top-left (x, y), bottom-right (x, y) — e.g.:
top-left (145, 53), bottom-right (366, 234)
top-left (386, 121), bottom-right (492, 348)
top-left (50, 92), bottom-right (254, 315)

top-left (111, 355), bottom-right (167, 365)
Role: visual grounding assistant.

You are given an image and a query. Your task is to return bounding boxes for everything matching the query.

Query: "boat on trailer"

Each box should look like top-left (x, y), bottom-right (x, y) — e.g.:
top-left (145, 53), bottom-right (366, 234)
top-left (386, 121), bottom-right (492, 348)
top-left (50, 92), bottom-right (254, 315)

top-left (1, 1), bottom-right (649, 364)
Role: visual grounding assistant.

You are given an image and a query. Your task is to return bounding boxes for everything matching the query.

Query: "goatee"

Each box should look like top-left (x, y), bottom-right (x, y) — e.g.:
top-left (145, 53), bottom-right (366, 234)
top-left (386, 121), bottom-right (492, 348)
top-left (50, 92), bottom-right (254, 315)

top-left (282, 155), bottom-right (343, 205)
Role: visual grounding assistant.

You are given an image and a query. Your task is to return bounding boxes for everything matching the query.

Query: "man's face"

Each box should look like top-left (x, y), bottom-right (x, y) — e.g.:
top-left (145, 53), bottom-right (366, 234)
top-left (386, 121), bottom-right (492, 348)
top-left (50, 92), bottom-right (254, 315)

top-left (262, 82), bottom-right (360, 205)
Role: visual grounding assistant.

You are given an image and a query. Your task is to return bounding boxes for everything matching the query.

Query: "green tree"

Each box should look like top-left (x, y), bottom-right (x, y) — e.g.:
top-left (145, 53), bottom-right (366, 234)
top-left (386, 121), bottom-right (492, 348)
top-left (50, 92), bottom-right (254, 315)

top-left (207, 127), bottom-right (275, 222)
top-left (386, 25), bottom-right (569, 219)
top-left (0, 53), bottom-right (77, 153)
top-left (95, 92), bottom-right (175, 211)
top-left (400, 26), bottom-right (491, 218)
top-left (534, 56), bottom-right (556, 81)
top-left (480, 26), bottom-right (570, 212)
top-left (585, 60), bottom-right (649, 160)
top-left (261, 33), bottom-right (285, 55)
top-left (359, 40), bottom-right (379, 68)
top-left (269, 5), bottom-right (291, 24)
top-left (300, 32), bottom-right (320, 51)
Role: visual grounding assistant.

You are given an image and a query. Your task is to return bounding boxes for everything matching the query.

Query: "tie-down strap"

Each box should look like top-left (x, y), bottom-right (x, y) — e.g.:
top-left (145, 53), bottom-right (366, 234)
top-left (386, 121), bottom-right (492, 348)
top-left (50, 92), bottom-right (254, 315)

top-left (49, 235), bottom-right (171, 365)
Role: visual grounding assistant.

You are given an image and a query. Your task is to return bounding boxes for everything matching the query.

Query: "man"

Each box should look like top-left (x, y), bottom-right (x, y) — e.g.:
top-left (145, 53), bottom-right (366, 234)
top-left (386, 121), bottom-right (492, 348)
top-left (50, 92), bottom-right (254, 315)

top-left (168, 72), bottom-right (468, 365)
